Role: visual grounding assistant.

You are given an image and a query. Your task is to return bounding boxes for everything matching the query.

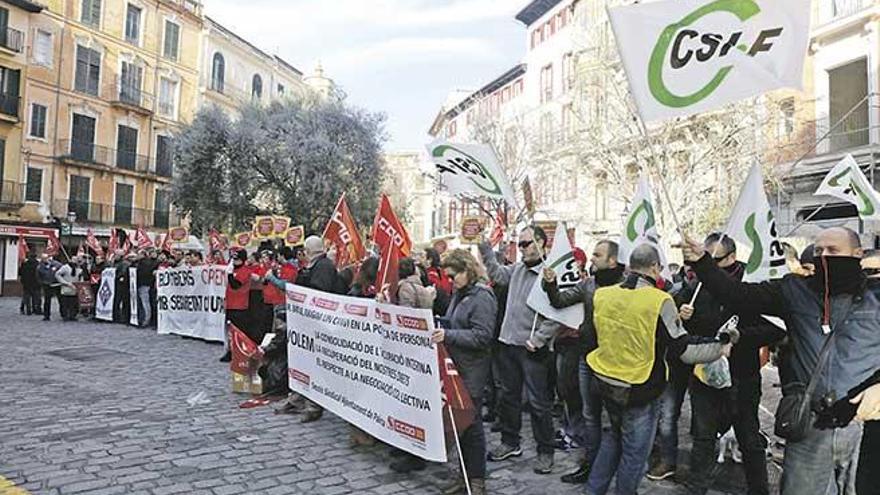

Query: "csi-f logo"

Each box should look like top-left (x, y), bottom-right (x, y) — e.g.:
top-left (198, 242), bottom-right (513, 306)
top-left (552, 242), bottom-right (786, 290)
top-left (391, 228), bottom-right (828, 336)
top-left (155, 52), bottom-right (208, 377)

top-left (626, 200), bottom-right (656, 242)
top-left (432, 145), bottom-right (503, 196)
top-left (648, 0), bottom-right (783, 108)
top-left (829, 167), bottom-right (876, 217)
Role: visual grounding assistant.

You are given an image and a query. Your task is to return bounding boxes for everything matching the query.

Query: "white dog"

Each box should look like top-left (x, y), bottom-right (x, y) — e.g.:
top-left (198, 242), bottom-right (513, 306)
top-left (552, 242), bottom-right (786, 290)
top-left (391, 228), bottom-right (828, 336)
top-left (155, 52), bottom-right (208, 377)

top-left (717, 428), bottom-right (742, 464)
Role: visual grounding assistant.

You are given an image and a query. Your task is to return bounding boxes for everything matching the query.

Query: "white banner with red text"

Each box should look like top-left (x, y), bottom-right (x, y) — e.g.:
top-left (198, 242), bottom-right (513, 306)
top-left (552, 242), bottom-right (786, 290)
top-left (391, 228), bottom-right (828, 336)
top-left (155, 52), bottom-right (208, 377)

top-left (157, 265), bottom-right (227, 342)
top-left (285, 285), bottom-right (446, 462)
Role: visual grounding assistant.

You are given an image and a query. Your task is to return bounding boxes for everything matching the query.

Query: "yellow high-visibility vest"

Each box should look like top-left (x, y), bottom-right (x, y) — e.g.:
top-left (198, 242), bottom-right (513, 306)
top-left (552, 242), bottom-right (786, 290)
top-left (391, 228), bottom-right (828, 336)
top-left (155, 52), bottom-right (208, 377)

top-left (587, 284), bottom-right (671, 385)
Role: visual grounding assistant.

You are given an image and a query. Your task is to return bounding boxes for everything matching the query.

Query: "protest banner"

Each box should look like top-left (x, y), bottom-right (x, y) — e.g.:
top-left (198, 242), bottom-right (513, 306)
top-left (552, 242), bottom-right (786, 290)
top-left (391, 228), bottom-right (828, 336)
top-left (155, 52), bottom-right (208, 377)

top-left (427, 140), bottom-right (517, 206)
top-left (273, 216), bottom-right (291, 238)
top-left (168, 227), bottom-right (189, 243)
top-left (284, 226), bottom-right (305, 247)
top-left (75, 282), bottom-right (94, 313)
top-left (129, 267), bottom-right (139, 326)
top-left (233, 231), bottom-right (253, 248)
top-left (459, 216), bottom-right (484, 244)
top-left (815, 154), bottom-right (880, 221)
top-left (608, 0), bottom-right (810, 122)
top-left (95, 268), bottom-right (116, 321)
top-left (286, 285), bottom-right (446, 462)
top-left (254, 216), bottom-right (275, 239)
top-left (157, 265), bottom-right (227, 342)
top-left (526, 222), bottom-right (585, 329)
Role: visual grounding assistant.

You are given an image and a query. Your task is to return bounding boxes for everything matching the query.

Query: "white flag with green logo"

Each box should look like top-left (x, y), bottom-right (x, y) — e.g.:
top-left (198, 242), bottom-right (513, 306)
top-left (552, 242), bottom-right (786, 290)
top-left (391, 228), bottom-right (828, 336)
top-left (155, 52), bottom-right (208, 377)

top-left (815, 154), bottom-right (880, 221)
top-left (608, 0), bottom-right (811, 122)
top-left (526, 222), bottom-right (584, 329)
top-left (724, 164), bottom-right (788, 282)
top-left (619, 175), bottom-right (669, 270)
top-left (426, 140), bottom-right (517, 206)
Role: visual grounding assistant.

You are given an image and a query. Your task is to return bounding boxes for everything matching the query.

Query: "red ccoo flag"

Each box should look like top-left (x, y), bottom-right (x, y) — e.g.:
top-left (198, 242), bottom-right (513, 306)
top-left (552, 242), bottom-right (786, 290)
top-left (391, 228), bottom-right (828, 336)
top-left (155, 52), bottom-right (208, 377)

top-left (323, 194), bottom-right (367, 267)
top-left (45, 231), bottom-right (62, 257)
top-left (135, 225), bottom-right (154, 249)
top-left (108, 228), bottom-right (119, 256)
top-left (86, 227), bottom-right (104, 257)
top-left (17, 234), bottom-right (28, 264)
top-left (375, 240), bottom-right (400, 303)
top-left (371, 194), bottom-right (412, 257)
top-left (229, 322), bottom-right (263, 376)
top-left (489, 208), bottom-right (506, 248)
top-left (437, 343), bottom-right (475, 436)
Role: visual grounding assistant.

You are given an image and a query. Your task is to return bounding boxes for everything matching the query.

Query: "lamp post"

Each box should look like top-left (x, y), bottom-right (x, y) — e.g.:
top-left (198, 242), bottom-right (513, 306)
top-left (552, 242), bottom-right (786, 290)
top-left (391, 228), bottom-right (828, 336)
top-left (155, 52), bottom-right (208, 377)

top-left (63, 211), bottom-right (77, 258)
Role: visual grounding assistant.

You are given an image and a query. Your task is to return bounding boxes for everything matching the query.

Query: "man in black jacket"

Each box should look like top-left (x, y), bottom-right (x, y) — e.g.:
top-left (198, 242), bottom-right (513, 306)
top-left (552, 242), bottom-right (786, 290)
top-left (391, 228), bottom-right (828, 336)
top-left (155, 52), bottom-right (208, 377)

top-left (37, 253), bottom-right (62, 321)
top-left (113, 251), bottom-right (132, 324)
top-left (677, 234), bottom-right (784, 495)
top-left (680, 228), bottom-right (880, 495)
top-left (19, 252), bottom-right (41, 315)
top-left (542, 239), bottom-right (625, 484)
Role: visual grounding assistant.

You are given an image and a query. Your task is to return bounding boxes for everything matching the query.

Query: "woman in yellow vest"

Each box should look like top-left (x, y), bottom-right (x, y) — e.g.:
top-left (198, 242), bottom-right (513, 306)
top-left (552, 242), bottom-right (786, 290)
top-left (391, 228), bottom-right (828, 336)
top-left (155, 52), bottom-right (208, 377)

top-left (585, 244), bottom-right (735, 495)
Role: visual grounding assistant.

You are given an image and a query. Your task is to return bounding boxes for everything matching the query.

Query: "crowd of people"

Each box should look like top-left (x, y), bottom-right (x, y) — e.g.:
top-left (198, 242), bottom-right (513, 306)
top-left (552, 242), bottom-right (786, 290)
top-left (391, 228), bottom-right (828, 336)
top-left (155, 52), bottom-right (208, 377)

top-left (17, 225), bottom-right (880, 495)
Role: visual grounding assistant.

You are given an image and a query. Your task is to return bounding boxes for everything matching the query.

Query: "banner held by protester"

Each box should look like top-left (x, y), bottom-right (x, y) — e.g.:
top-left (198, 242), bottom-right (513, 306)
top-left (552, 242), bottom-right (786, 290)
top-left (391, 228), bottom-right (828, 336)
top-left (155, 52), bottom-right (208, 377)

top-left (156, 265), bottom-right (226, 342)
top-left (526, 222), bottom-right (585, 330)
top-left (286, 285), bottom-right (446, 462)
top-left (95, 268), bottom-right (116, 321)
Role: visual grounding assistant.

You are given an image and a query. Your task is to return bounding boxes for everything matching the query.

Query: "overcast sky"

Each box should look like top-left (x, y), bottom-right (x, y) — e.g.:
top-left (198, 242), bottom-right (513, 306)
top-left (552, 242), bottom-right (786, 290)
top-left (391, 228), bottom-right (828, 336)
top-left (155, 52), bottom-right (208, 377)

top-left (204, 0), bottom-right (526, 152)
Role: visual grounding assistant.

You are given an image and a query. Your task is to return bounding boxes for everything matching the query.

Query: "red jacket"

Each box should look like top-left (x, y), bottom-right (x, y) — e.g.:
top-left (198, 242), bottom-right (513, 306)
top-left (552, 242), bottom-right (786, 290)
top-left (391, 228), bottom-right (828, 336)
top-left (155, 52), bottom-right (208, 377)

top-left (226, 265), bottom-right (251, 310)
top-left (264, 262), bottom-right (298, 305)
top-left (427, 266), bottom-right (453, 295)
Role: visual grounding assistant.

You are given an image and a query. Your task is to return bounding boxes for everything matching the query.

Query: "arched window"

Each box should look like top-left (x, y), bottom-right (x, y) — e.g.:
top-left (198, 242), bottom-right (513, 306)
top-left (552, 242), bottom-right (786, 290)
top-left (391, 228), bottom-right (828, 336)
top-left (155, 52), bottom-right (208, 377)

top-left (252, 74), bottom-right (263, 100)
top-left (211, 52), bottom-right (225, 92)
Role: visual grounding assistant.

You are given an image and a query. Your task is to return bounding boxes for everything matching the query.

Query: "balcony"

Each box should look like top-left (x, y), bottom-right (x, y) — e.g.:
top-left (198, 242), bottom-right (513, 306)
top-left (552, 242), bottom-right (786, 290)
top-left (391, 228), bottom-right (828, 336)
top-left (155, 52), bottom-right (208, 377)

top-left (0, 27), bottom-right (24, 53)
top-left (53, 199), bottom-right (179, 228)
top-left (0, 180), bottom-right (24, 209)
top-left (109, 77), bottom-right (154, 115)
top-left (818, 0), bottom-right (874, 27)
top-left (58, 139), bottom-right (153, 175)
top-left (0, 91), bottom-right (20, 119)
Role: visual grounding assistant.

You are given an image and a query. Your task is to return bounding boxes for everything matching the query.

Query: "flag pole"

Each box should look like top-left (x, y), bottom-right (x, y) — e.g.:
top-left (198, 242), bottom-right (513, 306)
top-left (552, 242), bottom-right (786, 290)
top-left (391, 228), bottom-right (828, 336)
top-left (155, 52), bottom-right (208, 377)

top-left (783, 199), bottom-right (833, 237)
top-left (447, 405), bottom-right (472, 495)
top-left (688, 234), bottom-right (727, 307)
top-left (634, 117), bottom-right (685, 235)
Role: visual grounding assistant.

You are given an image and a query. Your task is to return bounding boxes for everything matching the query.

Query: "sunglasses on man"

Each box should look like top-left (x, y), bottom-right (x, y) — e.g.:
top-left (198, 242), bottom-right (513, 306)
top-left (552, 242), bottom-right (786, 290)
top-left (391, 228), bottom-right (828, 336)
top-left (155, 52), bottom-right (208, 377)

top-left (518, 240), bottom-right (534, 249)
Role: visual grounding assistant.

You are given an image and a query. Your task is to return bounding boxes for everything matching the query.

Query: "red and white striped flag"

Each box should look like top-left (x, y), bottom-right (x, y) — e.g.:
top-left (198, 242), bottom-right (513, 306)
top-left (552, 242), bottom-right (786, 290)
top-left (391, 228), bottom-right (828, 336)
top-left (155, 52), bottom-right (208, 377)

top-left (45, 232), bottom-right (62, 257)
top-left (17, 234), bottom-right (28, 264)
top-left (135, 225), bottom-right (154, 249)
top-left (86, 227), bottom-right (104, 257)
top-left (437, 343), bottom-right (475, 436)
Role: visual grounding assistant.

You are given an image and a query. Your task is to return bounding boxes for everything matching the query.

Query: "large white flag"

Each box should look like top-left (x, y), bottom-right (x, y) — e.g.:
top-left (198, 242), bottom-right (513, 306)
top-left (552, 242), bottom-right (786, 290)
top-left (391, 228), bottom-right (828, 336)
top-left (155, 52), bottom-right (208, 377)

top-left (619, 175), bottom-right (669, 269)
top-left (526, 222), bottom-right (585, 329)
top-left (608, 0), bottom-right (810, 122)
top-left (426, 140), bottom-right (517, 206)
top-left (725, 164), bottom-right (788, 282)
top-left (815, 154), bottom-right (880, 221)
top-left (95, 268), bottom-right (115, 321)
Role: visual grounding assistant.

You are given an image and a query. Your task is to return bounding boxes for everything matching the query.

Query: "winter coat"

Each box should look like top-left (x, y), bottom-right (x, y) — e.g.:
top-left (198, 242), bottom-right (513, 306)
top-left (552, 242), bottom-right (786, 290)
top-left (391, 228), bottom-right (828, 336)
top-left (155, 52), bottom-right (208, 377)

top-left (443, 283), bottom-right (498, 401)
top-left (136, 258), bottom-right (159, 288)
top-left (19, 258), bottom-right (39, 289)
top-left (297, 254), bottom-right (345, 294)
top-left (56, 264), bottom-right (82, 296)
top-left (478, 242), bottom-right (560, 349)
top-left (37, 260), bottom-right (62, 286)
top-left (397, 274), bottom-right (434, 309)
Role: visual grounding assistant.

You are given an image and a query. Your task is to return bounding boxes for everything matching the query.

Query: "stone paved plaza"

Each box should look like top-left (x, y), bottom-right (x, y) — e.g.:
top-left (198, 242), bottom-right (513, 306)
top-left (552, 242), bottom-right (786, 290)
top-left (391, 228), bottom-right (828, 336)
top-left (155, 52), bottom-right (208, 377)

top-left (0, 298), bottom-right (782, 494)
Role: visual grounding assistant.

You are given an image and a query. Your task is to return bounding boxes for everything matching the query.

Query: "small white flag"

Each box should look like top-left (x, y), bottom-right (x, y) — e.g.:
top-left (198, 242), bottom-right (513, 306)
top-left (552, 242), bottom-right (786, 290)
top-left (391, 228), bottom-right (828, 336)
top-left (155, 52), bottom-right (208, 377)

top-left (426, 140), bottom-right (518, 207)
top-left (815, 154), bottom-right (880, 221)
top-left (526, 222), bottom-right (585, 329)
top-left (725, 164), bottom-right (788, 282)
top-left (619, 175), bottom-right (669, 270)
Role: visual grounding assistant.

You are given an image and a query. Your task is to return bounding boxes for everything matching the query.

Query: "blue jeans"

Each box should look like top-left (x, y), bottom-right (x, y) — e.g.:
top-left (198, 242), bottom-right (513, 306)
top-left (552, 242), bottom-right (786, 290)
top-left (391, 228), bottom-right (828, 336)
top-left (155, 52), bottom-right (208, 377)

top-left (781, 421), bottom-right (862, 495)
top-left (656, 362), bottom-right (690, 466)
top-left (586, 393), bottom-right (659, 495)
top-left (578, 360), bottom-right (603, 466)
top-left (496, 344), bottom-right (555, 455)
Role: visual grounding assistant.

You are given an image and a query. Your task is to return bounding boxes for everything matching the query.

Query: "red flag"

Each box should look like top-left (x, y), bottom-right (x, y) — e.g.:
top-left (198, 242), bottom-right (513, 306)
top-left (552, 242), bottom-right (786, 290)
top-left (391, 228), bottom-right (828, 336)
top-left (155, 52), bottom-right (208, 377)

top-left (160, 231), bottom-right (173, 252)
top-left (135, 225), bottom-right (154, 249)
top-left (437, 344), bottom-right (475, 435)
top-left (17, 234), bottom-right (28, 264)
top-left (209, 228), bottom-right (227, 252)
top-left (45, 231), bottom-right (61, 257)
top-left (371, 194), bottom-right (412, 257)
top-left (375, 240), bottom-right (400, 303)
top-left (489, 208), bottom-right (506, 248)
top-left (86, 228), bottom-right (104, 257)
top-left (108, 228), bottom-right (119, 254)
top-left (229, 322), bottom-right (263, 375)
top-left (323, 194), bottom-right (367, 267)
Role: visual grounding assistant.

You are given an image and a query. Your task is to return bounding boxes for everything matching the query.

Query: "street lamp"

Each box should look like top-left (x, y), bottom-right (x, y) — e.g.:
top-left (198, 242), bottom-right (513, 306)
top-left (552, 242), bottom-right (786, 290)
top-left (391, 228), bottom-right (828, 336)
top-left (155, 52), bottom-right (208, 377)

top-left (64, 211), bottom-right (77, 258)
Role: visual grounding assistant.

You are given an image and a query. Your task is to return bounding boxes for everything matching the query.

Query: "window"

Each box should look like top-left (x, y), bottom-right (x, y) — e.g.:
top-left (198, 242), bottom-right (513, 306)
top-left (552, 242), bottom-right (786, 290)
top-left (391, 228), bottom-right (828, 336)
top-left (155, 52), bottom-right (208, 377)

top-left (74, 45), bottom-right (100, 96)
top-left (156, 135), bottom-right (172, 177)
top-left (0, 67), bottom-right (20, 117)
top-left (777, 98), bottom-right (795, 139)
top-left (124, 4), bottom-right (141, 44)
top-left (829, 58), bottom-right (868, 151)
top-left (119, 61), bottom-right (142, 105)
top-left (29, 103), bottom-right (47, 138)
top-left (540, 112), bottom-right (554, 148)
top-left (562, 104), bottom-right (574, 142)
top-left (252, 74), bottom-right (263, 100)
top-left (116, 125), bottom-right (138, 170)
top-left (154, 189), bottom-right (170, 228)
top-left (540, 64), bottom-right (554, 103)
top-left (277, 83), bottom-right (285, 95)
top-left (158, 77), bottom-right (177, 117)
top-left (68, 175), bottom-right (90, 221)
top-left (71, 113), bottom-right (96, 162)
top-left (163, 20), bottom-right (180, 61)
top-left (80, 0), bottom-right (101, 27)
top-left (25, 167), bottom-right (42, 202)
top-left (114, 183), bottom-right (133, 225)
top-left (562, 52), bottom-right (574, 93)
top-left (447, 121), bottom-right (457, 138)
top-left (34, 30), bottom-right (53, 66)
top-left (531, 30), bottom-right (539, 49)
top-left (210, 52), bottom-right (225, 92)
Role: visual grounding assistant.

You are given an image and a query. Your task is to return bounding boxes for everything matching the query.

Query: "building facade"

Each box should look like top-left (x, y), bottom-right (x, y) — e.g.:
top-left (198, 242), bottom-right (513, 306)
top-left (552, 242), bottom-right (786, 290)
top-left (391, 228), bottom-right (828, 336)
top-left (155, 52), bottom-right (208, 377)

top-left (382, 151), bottom-right (433, 244)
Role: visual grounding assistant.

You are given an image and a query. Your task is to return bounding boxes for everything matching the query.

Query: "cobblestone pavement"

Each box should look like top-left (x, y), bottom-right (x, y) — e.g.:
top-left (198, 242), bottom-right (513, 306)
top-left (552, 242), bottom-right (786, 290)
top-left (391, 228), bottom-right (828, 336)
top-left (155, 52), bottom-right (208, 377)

top-left (0, 298), bottom-right (783, 495)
